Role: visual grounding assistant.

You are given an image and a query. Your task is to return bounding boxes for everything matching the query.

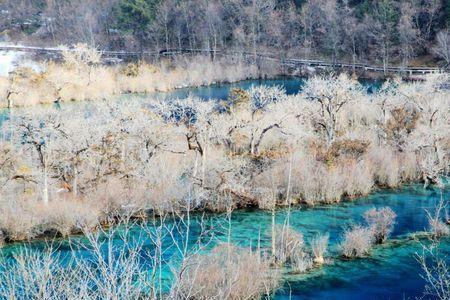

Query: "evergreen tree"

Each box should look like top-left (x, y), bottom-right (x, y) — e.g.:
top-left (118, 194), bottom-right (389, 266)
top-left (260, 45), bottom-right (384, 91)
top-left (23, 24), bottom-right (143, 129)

top-left (116, 0), bottom-right (160, 48)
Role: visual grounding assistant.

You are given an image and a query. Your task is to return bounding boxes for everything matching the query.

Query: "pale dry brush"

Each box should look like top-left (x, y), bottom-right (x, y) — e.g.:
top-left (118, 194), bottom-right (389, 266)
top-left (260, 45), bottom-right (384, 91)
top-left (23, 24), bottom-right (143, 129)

top-left (0, 45), bottom-right (259, 108)
top-left (427, 196), bottom-right (450, 238)
top-left (170, 243), bottom-right (280, 300)
top-left (310, 233), bottom-right (329, 264)
top-left (340, 225), bottom-right (374, 258)
top-left (416, 240), bottom-right (450, 300)
top-left (364, 207), bottom-right (397, 244)
top-left (0, 74), bottom-right (450, 243)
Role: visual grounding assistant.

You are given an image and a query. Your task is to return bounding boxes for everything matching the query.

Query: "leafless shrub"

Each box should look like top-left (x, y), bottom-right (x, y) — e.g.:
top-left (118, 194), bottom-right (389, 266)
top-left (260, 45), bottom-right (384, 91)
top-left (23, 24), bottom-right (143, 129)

top-left (295, 159), bottom-right (345, 204)
top-left (255, 187), bottom-right (278, 210)
top-left (367, 147), bottom-right (401, 188)
top-left (429, 218), bottom-right (450, 237)
top-left (61, 43), bottom-right (102, 68)
top-left (342, 160), bottom-right (374, 198)
top-left (171, 244), bottom-right (280, 300)
top-left (340, 225), bottom-right (374, 258)
top-left (427, 198), bottom-right (450, 237)
top-left (0, 248), bottom-right (68, 299)
top-left (0, 197), bottom-right (100, 241)
top-left (290, 249), bottom-right (313, 273)
top-left (0, 201), bottom-right (45, 241)
top-left (0, 223), bottom-right (155, 300)
top-left (416, 241), bottom-right (450, 300)
top-left (385, 106), bottom-right (420, 151)
top-left (273, 225), bottom-right (305, 264)
top-left (311, 233), bottom-right (329, 264)
top-left (364, 207), bottom-right (397, 244)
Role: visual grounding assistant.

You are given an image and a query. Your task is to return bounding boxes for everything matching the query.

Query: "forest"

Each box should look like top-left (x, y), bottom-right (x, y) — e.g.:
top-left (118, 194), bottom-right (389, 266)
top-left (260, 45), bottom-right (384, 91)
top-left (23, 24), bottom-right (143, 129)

top-left (1, 1), bottom-right (450, 300)
top-left (1, 68), bottom-right (449, 242)
top-left (2, 0), bottom-right (450, 68)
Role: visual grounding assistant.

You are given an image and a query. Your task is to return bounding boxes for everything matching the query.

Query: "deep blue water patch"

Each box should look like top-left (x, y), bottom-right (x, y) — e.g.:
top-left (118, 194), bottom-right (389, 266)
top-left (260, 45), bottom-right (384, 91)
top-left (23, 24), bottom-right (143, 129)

top-left (146, 76), bottom-right (382, 102)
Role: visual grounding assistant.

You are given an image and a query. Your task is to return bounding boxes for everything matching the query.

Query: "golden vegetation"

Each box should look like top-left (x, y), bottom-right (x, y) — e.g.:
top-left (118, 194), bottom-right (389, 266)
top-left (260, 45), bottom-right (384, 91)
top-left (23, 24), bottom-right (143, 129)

top-left (0, 72), bottom-right (449, 244)
top-left (173, 244), bottom-right (280, 299)
top-left (0, 44), bottom-right (260, 108)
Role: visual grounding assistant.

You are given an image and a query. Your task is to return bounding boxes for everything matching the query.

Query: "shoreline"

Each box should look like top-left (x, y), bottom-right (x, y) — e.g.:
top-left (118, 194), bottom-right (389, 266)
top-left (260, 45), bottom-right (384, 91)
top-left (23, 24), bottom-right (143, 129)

top-left (0, 183), bottom-right (443, 248)
top-left (0, 49), bottom-right (433, 109)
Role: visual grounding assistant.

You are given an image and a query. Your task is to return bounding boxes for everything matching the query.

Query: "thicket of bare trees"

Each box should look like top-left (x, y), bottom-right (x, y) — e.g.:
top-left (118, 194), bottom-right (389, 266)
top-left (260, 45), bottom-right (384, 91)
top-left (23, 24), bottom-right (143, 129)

top-left (0, 44), bottom-right (265, 108)
top-left (0, 72), bottom-right (449, 243)
top-left (2, 0), bottom-right (450, 66)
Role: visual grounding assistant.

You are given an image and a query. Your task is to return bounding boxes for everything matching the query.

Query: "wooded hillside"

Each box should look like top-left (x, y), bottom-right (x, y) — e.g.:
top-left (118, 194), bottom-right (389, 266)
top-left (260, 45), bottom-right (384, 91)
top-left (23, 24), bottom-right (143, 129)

top-left (2, 0), bottom-right (450, 67)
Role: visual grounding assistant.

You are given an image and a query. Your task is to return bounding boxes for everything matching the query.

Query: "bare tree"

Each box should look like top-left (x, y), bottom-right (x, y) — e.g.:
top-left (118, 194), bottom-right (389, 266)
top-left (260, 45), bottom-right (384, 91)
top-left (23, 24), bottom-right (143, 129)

top-left (416, 240), bottom-right (450, 300)
top-left (434, 30), bottom-right (450, 67)
top-left (304, 74), bottom-right (360, 146)
top-left (397, 2), bottom-right (420, 69)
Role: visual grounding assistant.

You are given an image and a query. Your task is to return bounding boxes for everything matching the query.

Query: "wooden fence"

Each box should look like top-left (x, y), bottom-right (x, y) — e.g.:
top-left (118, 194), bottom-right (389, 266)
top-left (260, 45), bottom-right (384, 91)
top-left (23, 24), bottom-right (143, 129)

top-left (0, 45), bottom-right (444, 75)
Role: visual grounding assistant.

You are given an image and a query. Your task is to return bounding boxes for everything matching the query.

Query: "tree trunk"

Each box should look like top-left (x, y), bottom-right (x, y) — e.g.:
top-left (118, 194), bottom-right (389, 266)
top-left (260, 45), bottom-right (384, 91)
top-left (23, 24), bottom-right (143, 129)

top-left (73, 165), bottom-right (78, 196)
top-left (43, 166), bottom-right (49, 205)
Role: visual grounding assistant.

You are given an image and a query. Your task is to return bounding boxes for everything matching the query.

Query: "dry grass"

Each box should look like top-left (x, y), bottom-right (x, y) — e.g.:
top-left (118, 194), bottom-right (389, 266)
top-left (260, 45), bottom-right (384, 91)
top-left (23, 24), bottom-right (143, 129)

top-left (0, 73), bottom-right (449, 243)
top-left (172, 244), bottom-right (280, 300)
top-left (0, 45), bottom-right (259, 108)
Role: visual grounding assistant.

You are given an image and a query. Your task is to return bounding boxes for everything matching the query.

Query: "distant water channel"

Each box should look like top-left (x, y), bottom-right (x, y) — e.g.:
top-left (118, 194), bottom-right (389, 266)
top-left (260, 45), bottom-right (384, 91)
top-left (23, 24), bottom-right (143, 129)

top-left (0, 76), bottom-right (382, 128)
top-left (119, 76), bottom-right (382, 102)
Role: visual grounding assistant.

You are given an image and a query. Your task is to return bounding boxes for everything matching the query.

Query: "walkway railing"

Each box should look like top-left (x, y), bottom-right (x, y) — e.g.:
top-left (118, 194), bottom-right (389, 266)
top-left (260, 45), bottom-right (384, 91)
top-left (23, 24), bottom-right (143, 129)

top-left (0, 45), bottom-right (444, 75)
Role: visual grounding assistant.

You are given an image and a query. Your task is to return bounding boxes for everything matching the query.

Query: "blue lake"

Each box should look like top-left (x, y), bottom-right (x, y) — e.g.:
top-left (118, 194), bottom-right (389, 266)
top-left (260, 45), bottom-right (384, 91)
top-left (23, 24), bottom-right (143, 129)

top-left (122, 76), bottom-right (382, 102)
top-left (0, 78), bottom-right (445, 299)
top-left (1, 185), bottom-right (449, 299)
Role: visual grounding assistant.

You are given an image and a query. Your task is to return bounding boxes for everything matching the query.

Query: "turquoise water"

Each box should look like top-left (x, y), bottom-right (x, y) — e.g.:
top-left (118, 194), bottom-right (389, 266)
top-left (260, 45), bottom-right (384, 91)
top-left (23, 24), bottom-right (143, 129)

top-left (120, 76), bottom-right (381, 102)
top-left (0, 78), bottom-right (441, 299)
top-left (1, 185), bottom-right (449, 299)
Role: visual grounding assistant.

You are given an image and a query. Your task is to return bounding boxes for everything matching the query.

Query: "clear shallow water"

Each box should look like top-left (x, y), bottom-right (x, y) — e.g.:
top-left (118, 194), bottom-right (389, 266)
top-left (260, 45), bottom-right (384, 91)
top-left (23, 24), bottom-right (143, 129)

top-left (273, 186), bottom-right (449, 300)
top-left (1, 185), bottom-right (449, 299)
